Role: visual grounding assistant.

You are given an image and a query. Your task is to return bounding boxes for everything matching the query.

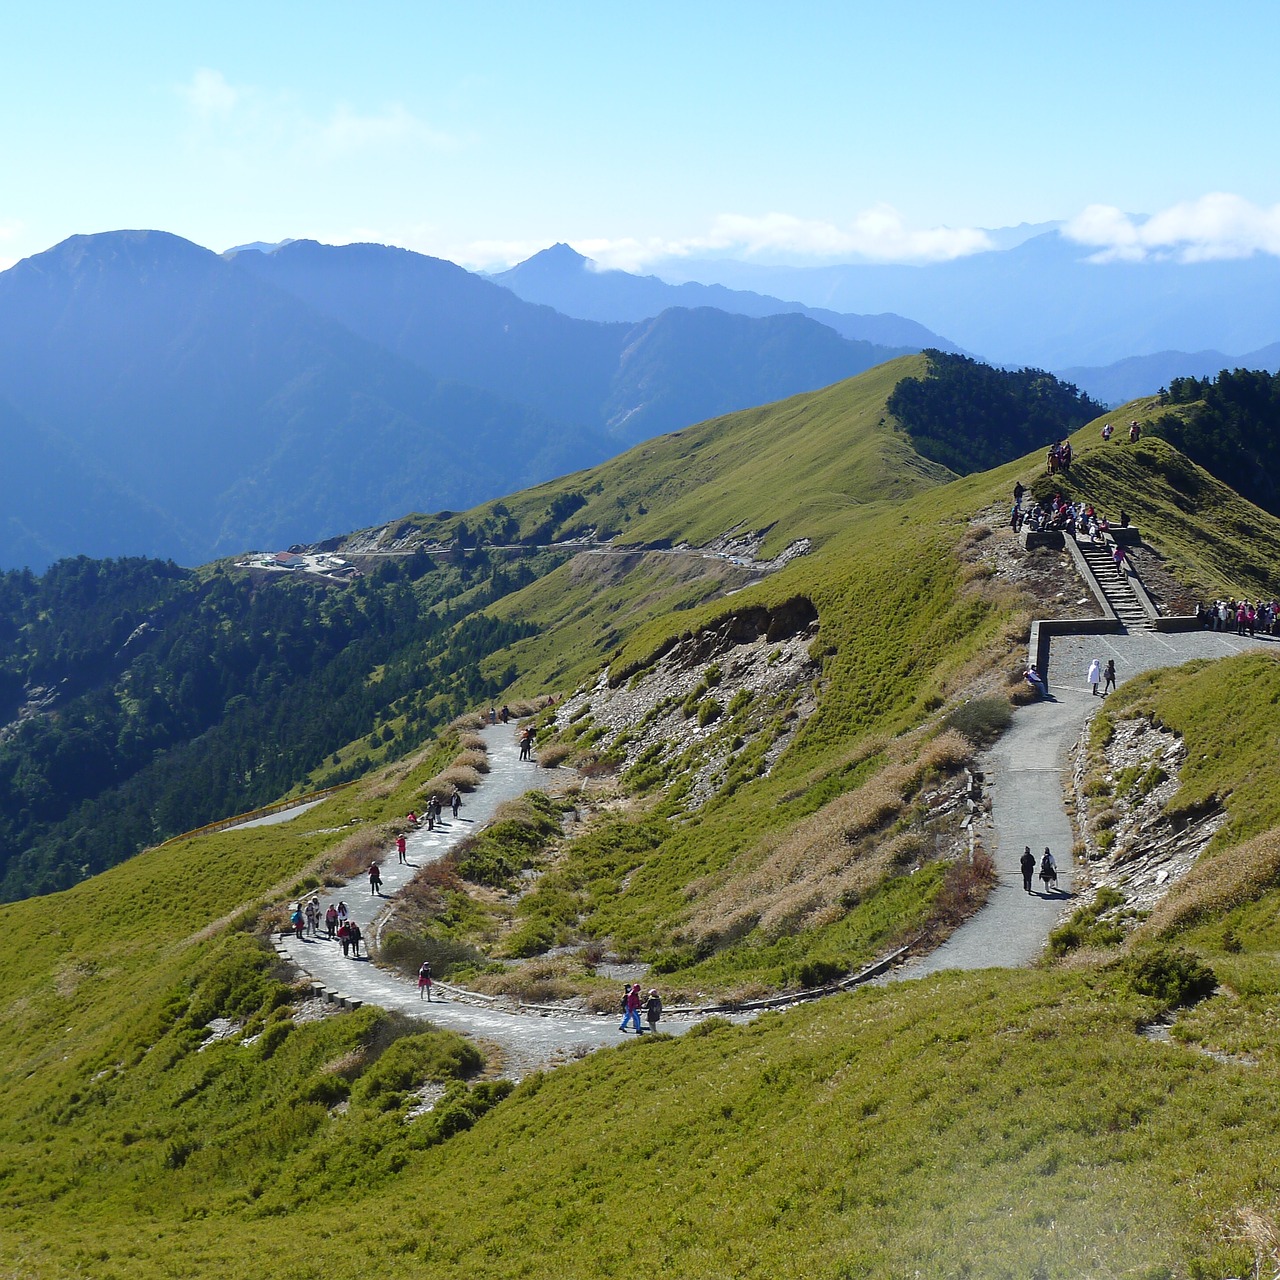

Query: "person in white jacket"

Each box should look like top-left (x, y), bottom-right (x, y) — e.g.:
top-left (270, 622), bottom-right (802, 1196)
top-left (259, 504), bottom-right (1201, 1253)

top-left (1087, 657), bottom-right (1102, 696)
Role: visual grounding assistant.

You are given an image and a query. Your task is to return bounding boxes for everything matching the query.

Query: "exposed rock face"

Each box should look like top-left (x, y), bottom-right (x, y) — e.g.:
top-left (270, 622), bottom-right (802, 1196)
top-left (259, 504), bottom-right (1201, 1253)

top-left (555, 598), bottom-right (821, 810)
top-left (1071, 714), bottom-right (1224, 918)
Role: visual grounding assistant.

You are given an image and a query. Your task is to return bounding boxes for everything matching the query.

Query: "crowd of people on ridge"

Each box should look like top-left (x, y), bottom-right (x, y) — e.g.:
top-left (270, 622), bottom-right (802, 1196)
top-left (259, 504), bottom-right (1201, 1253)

top-left (1196, 598), bottom-right (1280, 636)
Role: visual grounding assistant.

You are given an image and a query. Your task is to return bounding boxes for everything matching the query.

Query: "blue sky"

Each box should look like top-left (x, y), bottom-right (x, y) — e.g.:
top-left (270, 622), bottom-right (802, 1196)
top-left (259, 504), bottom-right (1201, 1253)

top-left (3, 1), bottom-right (1279, 271)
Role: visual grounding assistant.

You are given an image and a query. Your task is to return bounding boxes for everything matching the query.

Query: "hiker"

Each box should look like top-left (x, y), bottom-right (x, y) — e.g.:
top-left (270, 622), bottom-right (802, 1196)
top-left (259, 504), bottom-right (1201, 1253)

top-left (407, 811), bottom-right (417, 827)
top-left (1024, 666), bottom-right (1047, 698)
top-left (1013, 480), bottom-right (1025, 507)
top-left (1039, 848), bottom-right (1057, 892)
top-left (619, 983), bottom-right (643, 1033)
top-left (451, 790), bottom-right (461, 818)
top-left (418, 961), bottom-right (433, 1001)
top-left (396, 834), bottom-right (407, 864)
top-left (325, 903), bottom-right (338, 938)
top-left (646, 989), bottom-right (663, 1032)
top-left (368, 862), bottom-right (382, 895)
top-left (1102, 423), bottom-right (1114, 441)
top-left (1102, 659), bottom-right (1117, 696)
top-left (291, 905), bottom-right (305, 940)
top-left (348, 921), bottom-right (362, 958)
top-left (1112, 545), bottom-right (1128, 573)
top-left (337, 921), bottom-right (351, 957)
top-left (489, 707), bottom-right (498, 724)
top-left (520, 727), bottom-right (535, 761)
top-left (337, 899), bottom-right (349, 926)
top-left (500, 704), bottom-right (510, 724)
top-left (1087, 658), bottom-right (1102, 696)
top-left (1129, 420), bottom-right (1141, 443)
top-left (305, 899), bottom-right (319, 935)
top-left (1020, 847), bottom-right (1036, 894)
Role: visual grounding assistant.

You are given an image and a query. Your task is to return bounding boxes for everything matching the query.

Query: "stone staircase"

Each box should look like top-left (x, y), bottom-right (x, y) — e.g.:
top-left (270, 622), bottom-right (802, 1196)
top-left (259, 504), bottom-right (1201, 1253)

top-left (1075, 538), bottom-right (1153, 631)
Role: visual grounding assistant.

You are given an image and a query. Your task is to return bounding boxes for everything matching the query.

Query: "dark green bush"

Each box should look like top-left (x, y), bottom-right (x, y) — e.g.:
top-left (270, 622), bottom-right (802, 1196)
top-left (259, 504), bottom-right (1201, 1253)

top-left (1127, 946), bottom-right (1217, 1008)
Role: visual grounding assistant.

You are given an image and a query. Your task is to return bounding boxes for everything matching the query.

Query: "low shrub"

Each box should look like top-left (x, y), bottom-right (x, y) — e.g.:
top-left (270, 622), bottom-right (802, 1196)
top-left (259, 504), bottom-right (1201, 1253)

top-left (537, 744), bottom-right (573, 769)
top-left (1127, 945), bottom-right (1217, 1008)
top-left (944, 697), bottom-right (1013, 744)
top-left (795, 958), bottom-right (845, 989)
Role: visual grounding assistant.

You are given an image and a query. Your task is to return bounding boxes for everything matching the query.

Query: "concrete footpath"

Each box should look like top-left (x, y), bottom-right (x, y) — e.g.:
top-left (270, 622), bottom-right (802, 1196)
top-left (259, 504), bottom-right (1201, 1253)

top-left (898, 626), bottom-right (1276, 980)
top-left (276, 724), bottom-right (692, 1075)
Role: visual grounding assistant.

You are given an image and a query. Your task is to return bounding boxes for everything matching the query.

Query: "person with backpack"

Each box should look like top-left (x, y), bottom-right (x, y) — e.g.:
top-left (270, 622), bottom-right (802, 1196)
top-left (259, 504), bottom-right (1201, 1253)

top-left (451, 790), bottom-right (461, 818)
top-left (1103, 660), bottom-right (1117, 696)
top-left (337, 921), bottom-right (351, 957)
top-left (325, 903), bottom-right (338, 938)
top-left (368, 862), bottom-right (382, 895)
top-left (1039, 848), bottom-right (1058, 893)
top-left (396, 834), bottom-right (407, 864)
top-left (348, 921), bottom-right (363, 958)
top-left (291, 905), bottom-right (304, 939)
top-left (418, 961), bottom-right (433, 1001)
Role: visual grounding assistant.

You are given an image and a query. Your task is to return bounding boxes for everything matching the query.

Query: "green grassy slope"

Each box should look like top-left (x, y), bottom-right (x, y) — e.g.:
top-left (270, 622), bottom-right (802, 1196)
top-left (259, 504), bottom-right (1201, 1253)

top-left (368, 355), bottom-right (953, 559)
top-left (6, 362), bottom-right (1280, 1276)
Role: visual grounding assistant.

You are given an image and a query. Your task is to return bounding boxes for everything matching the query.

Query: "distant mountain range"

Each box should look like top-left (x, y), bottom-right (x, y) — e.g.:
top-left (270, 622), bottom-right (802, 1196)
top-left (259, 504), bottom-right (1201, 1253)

top-left (645, 232), bottom-right (1280, 369)
top-left (490, 243), bottom-right (959, 351)
top-left (1057, 343), bottom-right (1280, 407)
top-left (0, 232), bottom-right (915, 570)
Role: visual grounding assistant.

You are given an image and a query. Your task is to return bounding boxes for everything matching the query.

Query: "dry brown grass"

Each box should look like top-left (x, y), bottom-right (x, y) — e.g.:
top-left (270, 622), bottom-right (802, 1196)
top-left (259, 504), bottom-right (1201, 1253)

top-left (1135, 827), bottom-right (1280, 941)
top-left (537, 743), bottom-right (573, 769)
top-left (1221, 1205), bottom-right (1280, 1280)
top-left (450, 712), bottom-right (485, 731)
top-left (457, 732), bottom-right (487, 753)
top-left (685, 729), bottom-right (972, 944)
top-left (508, 697), bottom-right (551, 718)
top-left (452, 748), bottom-right (490, 774)
top-left (914, 849), bottom-right (996, 947)
top-left (328, 824), bottom-right (396, 879)
top-left (422, 764), bottom-right (483, 794)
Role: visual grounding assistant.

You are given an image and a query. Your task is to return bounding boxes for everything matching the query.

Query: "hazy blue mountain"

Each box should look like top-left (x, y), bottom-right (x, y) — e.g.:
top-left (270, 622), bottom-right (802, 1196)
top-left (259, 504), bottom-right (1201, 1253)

top-left (491, 242), bottom-right (957, 350)
top-left (228, 239), bottom-right (625, 431)
top-left (228, 239), bottom-right (913, 444)
top-left (0, 231), bottom-right (597, 570)
top-left (1057, 342), bottom-right (1280, 407)
top-left (0, 394), bottom-right (196, 569)
top-left (650, 232), bottom-right (1280, 368)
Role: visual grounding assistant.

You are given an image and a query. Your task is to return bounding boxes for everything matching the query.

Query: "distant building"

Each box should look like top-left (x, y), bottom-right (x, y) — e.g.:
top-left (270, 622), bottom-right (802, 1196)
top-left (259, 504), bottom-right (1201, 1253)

top-left (272, 552), bottom-right (307, 569)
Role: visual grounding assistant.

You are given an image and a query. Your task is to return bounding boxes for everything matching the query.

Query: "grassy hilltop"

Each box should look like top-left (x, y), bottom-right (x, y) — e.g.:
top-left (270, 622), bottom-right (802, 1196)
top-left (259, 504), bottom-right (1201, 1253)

top-left (4, 356), bottom-right (1280, 1277)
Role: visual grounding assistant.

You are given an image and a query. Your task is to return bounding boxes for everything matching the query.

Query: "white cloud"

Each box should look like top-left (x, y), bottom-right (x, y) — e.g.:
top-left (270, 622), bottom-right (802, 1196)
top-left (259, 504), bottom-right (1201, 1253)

top-left (445, 206), bottom-right (995, 273)
top-left (1065, 194), bottom-right (1280, 263)
top-left (175, 70), bottom-right (455, 161)
top-left (314, 103), bottom-right (454, 157)
top-left (178, 68), bottom-right (240, 117)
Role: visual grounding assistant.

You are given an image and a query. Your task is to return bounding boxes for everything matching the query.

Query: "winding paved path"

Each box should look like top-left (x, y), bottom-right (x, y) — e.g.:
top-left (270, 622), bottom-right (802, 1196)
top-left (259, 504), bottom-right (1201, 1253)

top-left (276, 725), bottom-right (696, 1075)
top-left (898, 626), bottom-right (1276, 979)
top-left (275, 629), bottom-right (1277, 1059)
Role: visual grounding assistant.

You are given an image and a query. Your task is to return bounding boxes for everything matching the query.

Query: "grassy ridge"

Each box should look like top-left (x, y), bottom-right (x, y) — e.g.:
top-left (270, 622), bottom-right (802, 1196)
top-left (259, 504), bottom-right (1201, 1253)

top-left (377, 355), bottom-right (951, 559)
top-left (7, 362), bottom-right (1280, 1276)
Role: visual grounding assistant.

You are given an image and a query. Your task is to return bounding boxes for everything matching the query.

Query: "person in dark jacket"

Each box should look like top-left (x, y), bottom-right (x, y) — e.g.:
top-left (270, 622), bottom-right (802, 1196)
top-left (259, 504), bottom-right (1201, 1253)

top-left (1020, 846), bottom-right (1036, 893)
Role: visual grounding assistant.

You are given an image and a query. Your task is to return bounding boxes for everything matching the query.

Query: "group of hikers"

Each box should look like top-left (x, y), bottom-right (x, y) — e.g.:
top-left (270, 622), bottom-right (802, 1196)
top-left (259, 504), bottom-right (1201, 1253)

top-left (619, 983), bottom-right (663, 1033)
top-left (1100, 419), bottom-right (1143, 444)
top-left (289, 897), bottom-right (365, 956)
top-left (1011, 482), bottom-right (1128, 544)
top-left (1020, 846), bottom-right (1058, 894)
top-left (518, 725), bottom-right (536, 761)
top-left (1045, 440), bottom-right (1074, 474)
top-left (406, 791), bottom-right (461, 833)
top-left (1196, 598), bottom-right (1280, 636)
